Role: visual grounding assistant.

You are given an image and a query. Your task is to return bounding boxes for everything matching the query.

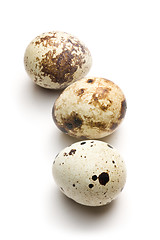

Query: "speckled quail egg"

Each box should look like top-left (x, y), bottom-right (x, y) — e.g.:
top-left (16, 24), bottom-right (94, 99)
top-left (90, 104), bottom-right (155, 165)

top-left (24, 31), bottom-right (92, 89)
top-left (53, 77), bottom-right (127, 139)
top-left (52, 140), bottom-right (126, 206)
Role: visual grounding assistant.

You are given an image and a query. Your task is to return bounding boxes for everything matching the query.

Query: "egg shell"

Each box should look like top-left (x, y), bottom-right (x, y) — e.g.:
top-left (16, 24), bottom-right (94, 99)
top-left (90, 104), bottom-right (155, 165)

top-left (52, 140), bottom-right (126, 206)
top-left (53, 77), bottom-right (127, 139)
top-left (24, 31), bottom-right (92, 89)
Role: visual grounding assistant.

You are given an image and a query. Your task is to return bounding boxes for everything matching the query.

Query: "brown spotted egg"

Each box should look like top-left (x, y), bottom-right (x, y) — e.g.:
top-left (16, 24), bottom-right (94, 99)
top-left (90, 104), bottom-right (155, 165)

top-left (52, 140), bottom-right (127, 206)
top-left (53, 77), bottom-right (127, 139)
top-left (24, 31), bottom-right (92, 89)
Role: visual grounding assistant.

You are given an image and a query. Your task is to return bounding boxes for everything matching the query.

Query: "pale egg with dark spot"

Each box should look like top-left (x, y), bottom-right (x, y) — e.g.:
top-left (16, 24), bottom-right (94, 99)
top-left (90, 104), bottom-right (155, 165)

top-left (24, 31), bottom-right (92, 89)
top-left (52, 140), bottom-right (127, 206)
top-left (53, 77), bottom-right (127, 139)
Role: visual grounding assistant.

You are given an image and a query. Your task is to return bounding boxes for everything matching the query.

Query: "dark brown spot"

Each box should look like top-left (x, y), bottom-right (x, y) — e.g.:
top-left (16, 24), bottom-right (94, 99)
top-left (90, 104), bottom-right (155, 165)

top-left (92, 175), bottom-right (97, 181)
top-left (80, 142), bottom-right (86, 145)
top-left (89, 184), bottom-right (94, 188)
top-left (38, 35), bottom-right (88, 85)
top-left (64, 153), bottom-right (68, 156)
top-left (73, 184), bottom-right (75, 187)
top-left (98, 172), bottom-right (109, 186)
top-left (41, 49), bottom-right (78, 84)
top-left (64, 122), bottom-right (73, 130)
top-left (87, 79), bottom-right (94, 83)
top-left (110, 122), bottom-right (118, 130)
top-left (60, 187), bottom-right (64, 191)
top-left (77, 88), bottom-right (85, 96)
top-left (54, 111), bottom-right (83, 134)
top-left (112, 160), bottom-right (115, 164)
top-left (119, 99), bottom-right (127, 120)
top-left (107, 144), bottom-right (113, 149)
top-left (69, 149), bottom-right (76, 155)
top-left (64, 112), bottom-right (83, 130)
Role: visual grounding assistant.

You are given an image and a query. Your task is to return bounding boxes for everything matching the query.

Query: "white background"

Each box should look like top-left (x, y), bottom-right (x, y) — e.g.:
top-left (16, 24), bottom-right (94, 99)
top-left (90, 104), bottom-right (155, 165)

top-left (0, 0), bottom-right (160, 239)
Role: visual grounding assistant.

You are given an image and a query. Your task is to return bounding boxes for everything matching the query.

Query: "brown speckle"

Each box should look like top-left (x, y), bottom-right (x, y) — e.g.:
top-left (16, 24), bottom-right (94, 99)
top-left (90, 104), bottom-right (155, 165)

top-left (87, 79), bottom-right (94, 83)
top-left (89, 184), bottom-right (94, 188)
top-left (77, 88), bottom-right (85, 96)
top-left (80, 142), bottom-right (86, 145)
top-left (90, 87), bottom-right (112, 111)
top-left (87, 120), bottom-right (107, 130)
top-left (69, 149), bottom-right (76, 155)
top-left (92, 87), bottom-right (110, 100)
top-left (34, 33), bottom-right (57, 47)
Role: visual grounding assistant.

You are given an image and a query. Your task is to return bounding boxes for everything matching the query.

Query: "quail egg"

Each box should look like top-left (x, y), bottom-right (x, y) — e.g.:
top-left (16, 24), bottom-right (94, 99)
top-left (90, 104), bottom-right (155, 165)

top-left (52, 140), bottom-right (127, 206)
top-left (24, 31), bottom-right (92, 89)
top-left (53, 77), bottom-right (127, 138)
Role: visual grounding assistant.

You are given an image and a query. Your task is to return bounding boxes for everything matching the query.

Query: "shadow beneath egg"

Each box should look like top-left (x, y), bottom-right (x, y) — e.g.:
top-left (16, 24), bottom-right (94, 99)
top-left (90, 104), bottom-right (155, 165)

top-left (59, 190), bottom-right (116, 214)
top-left (54, 128), bottom-right (122, 148)
top-left (50, 127), bottom-right (124, 157)
top-left (100, 129), bottom-right (121, 145)
top-left (19, 77), bottom-right (63, 109)
top-left (31, 82), bottom-right (63, 99)
top-left (50, 131), bottom-right (80, 157)
top-left (48, 187), bottom-right (118, 231)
